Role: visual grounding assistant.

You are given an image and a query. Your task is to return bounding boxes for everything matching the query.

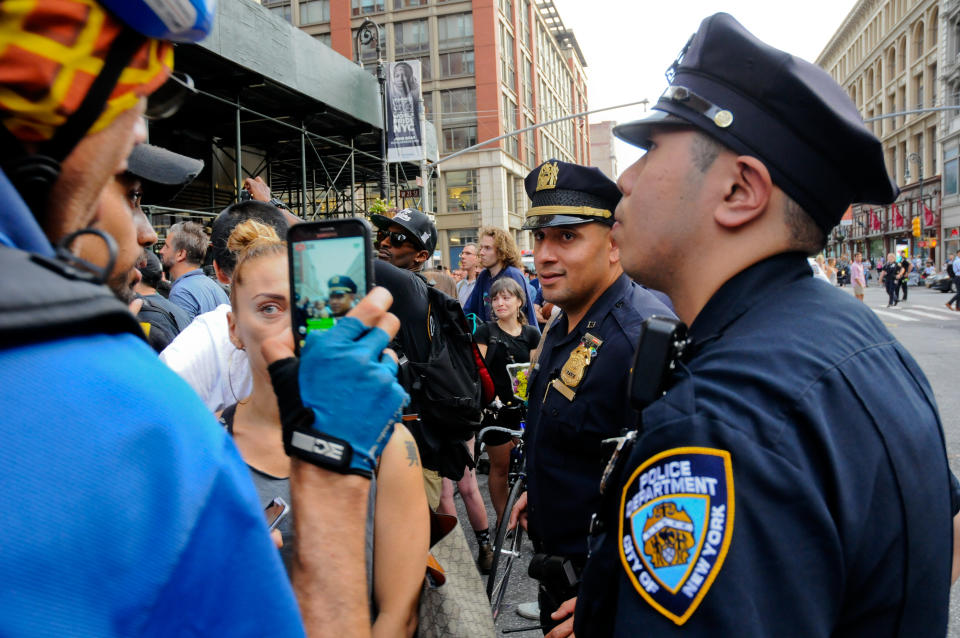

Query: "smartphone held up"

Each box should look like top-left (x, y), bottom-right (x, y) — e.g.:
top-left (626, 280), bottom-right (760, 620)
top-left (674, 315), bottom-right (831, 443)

top-left (288, 219), bottom-right (374, 353)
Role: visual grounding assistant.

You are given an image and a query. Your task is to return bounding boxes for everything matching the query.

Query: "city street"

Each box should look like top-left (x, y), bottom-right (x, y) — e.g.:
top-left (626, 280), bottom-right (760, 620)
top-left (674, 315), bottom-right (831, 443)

top-left (458, 278), bottom-right (960, 635)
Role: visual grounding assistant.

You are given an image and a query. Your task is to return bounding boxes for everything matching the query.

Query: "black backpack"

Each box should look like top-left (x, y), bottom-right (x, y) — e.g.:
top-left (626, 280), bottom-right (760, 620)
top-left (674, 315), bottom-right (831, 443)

top-left (404, 286), bottom-right (487, 466)
top-left (948, 262), bottom-right (955, 278)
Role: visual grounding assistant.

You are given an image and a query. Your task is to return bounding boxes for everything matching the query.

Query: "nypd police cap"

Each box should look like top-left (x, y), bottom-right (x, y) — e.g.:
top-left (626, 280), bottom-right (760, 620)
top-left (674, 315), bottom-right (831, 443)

top-left (614, 12), bottom-right (898, 234)
top-left (522, 159), bottom-right (621, 230)
top-left (328, 275), bottom-right (357, 295)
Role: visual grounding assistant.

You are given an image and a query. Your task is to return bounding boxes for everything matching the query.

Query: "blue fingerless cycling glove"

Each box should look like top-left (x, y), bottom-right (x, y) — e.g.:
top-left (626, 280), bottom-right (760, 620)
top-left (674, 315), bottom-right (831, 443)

top-left (268, 317), bottom-right (408, 478)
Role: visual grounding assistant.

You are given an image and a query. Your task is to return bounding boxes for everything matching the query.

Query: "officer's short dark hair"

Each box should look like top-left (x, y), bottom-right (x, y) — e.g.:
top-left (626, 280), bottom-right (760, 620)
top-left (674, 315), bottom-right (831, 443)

top-left (687, 130), bottom-right (825, 253)
top-left (211, 201), bottom-right (289, 277)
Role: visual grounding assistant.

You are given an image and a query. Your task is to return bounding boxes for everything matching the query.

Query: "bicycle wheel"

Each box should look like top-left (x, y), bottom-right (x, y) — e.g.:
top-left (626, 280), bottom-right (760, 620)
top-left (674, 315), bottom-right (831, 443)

top-left (486, 477), bottom-right (526, 620)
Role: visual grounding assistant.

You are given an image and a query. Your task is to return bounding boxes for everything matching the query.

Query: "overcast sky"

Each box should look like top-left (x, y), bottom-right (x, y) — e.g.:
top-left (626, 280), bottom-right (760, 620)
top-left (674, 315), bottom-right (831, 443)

top-left (549, 0), bottom-right (861, 175)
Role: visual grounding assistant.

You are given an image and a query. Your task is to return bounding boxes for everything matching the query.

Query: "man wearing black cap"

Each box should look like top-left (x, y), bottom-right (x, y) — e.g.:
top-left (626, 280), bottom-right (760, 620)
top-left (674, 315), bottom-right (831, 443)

top-left (371, 208), bottom-right (437, 273)
top-left (572, 13), bottom-right (958, 638)
top-left (507, 159), bottom-right (674, 634)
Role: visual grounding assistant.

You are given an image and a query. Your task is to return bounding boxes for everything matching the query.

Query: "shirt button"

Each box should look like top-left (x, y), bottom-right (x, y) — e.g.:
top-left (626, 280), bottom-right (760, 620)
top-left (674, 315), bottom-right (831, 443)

top-left (552, 408), bottom-right (559, 416)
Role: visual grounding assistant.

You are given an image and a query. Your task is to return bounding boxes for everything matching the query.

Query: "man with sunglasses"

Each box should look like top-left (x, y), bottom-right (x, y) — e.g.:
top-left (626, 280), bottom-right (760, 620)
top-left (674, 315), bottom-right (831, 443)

top-left (372, 208), bottom-right (437, 273)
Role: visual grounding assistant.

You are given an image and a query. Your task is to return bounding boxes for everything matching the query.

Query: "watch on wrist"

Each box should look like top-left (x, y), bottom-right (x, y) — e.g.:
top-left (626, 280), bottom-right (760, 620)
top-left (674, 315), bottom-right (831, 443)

top-left (283, 423), bottom-right (356, 473)
top-left (269, 197), bottom-right (288, 210)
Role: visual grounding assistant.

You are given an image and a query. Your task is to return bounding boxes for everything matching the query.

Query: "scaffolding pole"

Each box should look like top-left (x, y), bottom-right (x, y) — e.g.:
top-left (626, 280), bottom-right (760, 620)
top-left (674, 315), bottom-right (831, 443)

top-left (301, 124), bottom-right (309, 218)
top-left (235, 99), bottom-right (243, 201)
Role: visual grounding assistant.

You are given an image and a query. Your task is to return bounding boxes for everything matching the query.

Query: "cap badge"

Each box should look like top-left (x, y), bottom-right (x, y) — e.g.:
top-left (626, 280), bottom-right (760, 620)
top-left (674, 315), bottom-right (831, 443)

top-left (536, 162), bottom-right (560, 191)
top-left (713, 110), bottom-right (733, 128)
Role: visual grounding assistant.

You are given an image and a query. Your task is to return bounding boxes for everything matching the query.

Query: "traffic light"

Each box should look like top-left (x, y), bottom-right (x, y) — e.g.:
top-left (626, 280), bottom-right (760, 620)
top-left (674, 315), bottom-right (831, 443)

top-left (912, 216), bottom-right (921, 237)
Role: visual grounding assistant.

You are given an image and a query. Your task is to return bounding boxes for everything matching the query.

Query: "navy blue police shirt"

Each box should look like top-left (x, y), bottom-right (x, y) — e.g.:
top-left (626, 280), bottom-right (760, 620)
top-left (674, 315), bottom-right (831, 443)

top-left (525, 273), bottom-right (675, 560)
top-left (574, 252), bottom-right (957, 638)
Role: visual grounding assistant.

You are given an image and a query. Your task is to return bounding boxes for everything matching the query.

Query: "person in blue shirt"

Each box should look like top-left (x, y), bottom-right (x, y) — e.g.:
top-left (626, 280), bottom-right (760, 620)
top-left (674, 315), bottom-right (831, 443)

top-left (0, 3), bottom-right (406, 636)
top-left (160, 220), bottom-right (230, 322)
top-left (464, 225), bottom-right (539, 329)
top-left (571, 13), bottom-right (960, 638)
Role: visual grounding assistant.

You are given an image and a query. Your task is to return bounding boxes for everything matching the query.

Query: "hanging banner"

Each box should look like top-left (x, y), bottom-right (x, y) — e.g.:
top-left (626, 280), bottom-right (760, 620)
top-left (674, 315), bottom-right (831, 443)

top-left (386, 61), bottom-right (424, 163)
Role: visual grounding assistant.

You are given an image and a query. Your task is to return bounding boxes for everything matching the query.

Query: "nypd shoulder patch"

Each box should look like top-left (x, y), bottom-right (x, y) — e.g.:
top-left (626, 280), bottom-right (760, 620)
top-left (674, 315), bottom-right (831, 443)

top-left (618, 447), bottom-right (734, 625)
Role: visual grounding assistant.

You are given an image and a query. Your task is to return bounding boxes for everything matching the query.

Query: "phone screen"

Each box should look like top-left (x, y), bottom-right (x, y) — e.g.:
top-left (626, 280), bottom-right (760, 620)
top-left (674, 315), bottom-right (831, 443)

top-left (290, 221), bottom-right (371, 351)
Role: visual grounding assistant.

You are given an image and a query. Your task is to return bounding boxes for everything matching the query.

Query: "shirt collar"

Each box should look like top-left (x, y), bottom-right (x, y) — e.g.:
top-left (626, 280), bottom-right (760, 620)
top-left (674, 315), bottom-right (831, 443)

top-left (552, 273), bottom-right (633, 345)
top-left (688, 252), bottom-right (811, 346)
top-left (0, 167), bottom-right (54, 257)
top-left (175, 268), bottom-right (203, 282)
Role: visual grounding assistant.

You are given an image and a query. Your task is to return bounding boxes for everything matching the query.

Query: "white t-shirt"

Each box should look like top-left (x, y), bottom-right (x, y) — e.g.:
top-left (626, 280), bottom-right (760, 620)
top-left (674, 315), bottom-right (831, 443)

top-left (159, 304), bottom-right (252, 412)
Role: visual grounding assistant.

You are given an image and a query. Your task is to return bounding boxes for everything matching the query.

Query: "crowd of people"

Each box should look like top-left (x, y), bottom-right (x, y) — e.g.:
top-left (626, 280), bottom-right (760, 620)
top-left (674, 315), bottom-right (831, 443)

top-left (3, 3), bottom-right (960, 638)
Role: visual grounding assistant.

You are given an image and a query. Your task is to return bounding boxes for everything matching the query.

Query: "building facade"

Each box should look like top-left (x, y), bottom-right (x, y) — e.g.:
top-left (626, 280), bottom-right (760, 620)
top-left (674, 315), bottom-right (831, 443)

top-left (939, 0), bottom-right (960, 260)
top-left (589, 120), bottom-right (617, 180)
top-left (817, 0), bottom-right (941, 265)
top-left (260, 0), bottom-right (589, 267)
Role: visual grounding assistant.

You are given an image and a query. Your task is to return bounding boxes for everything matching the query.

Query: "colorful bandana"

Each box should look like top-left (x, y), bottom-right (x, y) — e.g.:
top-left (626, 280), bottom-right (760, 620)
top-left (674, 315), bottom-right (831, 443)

top-left (0, 0), bottom-right (173, 143)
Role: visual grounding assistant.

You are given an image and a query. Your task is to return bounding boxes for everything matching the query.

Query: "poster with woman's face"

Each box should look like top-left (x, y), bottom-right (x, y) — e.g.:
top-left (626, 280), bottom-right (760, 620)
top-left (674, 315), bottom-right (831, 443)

top-left (386, 61), bottom-right (424, 163)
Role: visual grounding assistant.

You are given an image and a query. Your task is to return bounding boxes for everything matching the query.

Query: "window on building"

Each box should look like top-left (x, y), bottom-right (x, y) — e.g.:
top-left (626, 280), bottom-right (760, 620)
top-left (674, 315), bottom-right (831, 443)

top-left (393, 0), bottom-right (427, 8)
top-left (395, 19), bottom-right (430, 55)
top-left (300, 0), bottom-right (329, 24)
top-left (501, 27), bottom-right (516, 92)
top-left (263, 0), bottom-right (293, 23)
top-left (443, 126), bottom-right (478, 153)
top-left (524, 116), bottom-right (535, 167)
top-left (352, 0), bottom-right (385, 16)
top-left (945, 150), bottom-right (959, 196)
top-left (500, 0), bottom-right (513, 19)
top-left (438, 13), bottom-right (473, 50)
top-left (440, 87), bottom-right (476, 122)
top-left (915, 22), bottom-right (924, 58)
top-left (439, 50), bottom-right (474, 77)
top-left (519, 0), bottom-right (530, 49)
top-left (314, 32), bottom-right (331, 47)
top-left (522, 58), bottom-right (533, 109)
top-left (445, 170), bottom-right (480, 210)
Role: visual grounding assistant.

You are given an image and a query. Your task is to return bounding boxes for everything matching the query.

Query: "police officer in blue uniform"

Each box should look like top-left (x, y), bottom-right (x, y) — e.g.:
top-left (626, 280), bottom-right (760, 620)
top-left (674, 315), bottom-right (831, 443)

top-left (573, 14), bottom-right (960, 638)
top-left (512, 160), bottom-right (675, 634)
top-left (327, 275), bottom-right (358, 317)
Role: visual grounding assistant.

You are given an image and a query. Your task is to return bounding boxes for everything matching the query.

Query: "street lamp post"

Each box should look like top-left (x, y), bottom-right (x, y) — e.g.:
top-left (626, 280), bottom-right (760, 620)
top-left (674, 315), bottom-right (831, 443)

top-left (355, 20), bottom-right (389, 200)
top-left (906, 151), bottom-right (923, 259)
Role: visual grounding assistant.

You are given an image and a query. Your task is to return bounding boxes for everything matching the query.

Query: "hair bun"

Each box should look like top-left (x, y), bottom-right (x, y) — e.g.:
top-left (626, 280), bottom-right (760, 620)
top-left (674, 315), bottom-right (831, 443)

top-left (227, 219), bottom-right (281, 257)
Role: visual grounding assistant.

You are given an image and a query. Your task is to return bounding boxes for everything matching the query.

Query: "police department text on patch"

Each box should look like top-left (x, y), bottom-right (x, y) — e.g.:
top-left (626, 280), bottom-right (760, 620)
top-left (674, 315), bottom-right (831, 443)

top-left (619, 447), bottom-right (734, 625)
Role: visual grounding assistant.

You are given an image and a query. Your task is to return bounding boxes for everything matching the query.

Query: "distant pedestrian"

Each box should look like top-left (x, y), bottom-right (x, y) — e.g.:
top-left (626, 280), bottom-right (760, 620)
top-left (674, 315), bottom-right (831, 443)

top-left (897, 251), bottom-right (912, 302)
top-left (881, 253), bottom-right (903, 307)
top-left (946, 251), bottom-right (960, 311)
top-left (826, 257), bottom-right (838, 286)
top-left (850, 252), bottom-right (866, 303)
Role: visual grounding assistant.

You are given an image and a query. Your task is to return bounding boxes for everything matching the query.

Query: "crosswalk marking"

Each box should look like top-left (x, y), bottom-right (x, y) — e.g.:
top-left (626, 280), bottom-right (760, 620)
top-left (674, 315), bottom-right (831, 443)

top-left (900, 308), bottom-right (958, 320)
top-left (911, 305), bottom-right (959, 317)
top-left (873, 308), bottom-right (919, 322)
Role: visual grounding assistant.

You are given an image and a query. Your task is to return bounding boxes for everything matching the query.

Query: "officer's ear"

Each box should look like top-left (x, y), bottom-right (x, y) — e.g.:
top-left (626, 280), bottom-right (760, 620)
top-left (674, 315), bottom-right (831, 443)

top-left (414, 249), bottom-right (430, 266)
top-left (713, 154), bottom-right (773, 230)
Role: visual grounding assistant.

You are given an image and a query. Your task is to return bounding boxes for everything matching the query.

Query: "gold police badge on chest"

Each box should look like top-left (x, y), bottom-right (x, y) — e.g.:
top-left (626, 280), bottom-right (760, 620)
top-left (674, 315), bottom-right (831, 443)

top-left (549, 333), bottom-right (603, 401)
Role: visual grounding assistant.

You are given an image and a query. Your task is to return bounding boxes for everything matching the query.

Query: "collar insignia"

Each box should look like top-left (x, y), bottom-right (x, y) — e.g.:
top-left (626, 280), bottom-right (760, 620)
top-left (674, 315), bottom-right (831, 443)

top-left (619, 447), bottom-right (734, 625)
top-left (536, 161), bottom-right (560, 191)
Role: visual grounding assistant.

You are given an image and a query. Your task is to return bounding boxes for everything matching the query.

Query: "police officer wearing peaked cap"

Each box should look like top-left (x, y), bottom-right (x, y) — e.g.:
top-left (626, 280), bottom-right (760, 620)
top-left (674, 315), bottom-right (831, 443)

top-left (573, 13), bottom-right (960, 638)
top-left (515, 159), bottom-right (675, 634)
